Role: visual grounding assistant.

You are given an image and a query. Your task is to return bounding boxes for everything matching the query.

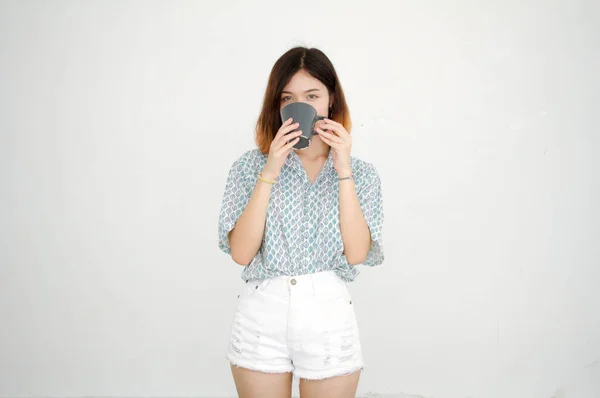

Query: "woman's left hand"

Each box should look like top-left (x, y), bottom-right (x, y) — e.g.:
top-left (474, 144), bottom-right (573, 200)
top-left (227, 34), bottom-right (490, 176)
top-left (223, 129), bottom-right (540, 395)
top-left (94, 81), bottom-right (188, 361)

top-left (316, 118), bottom-right (352, 176)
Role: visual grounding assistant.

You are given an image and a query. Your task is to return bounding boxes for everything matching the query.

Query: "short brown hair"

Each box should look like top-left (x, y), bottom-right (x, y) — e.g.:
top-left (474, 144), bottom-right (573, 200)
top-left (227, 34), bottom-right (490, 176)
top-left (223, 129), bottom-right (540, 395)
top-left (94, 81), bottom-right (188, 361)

top-left (255, 47), bottom-right (352, 154)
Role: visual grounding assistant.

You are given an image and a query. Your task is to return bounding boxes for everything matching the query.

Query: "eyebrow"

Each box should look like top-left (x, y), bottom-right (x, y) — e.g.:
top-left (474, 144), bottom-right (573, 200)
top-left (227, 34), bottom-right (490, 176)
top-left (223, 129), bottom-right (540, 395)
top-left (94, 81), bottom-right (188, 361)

top-left (281, 88), bottom-right (321, 94)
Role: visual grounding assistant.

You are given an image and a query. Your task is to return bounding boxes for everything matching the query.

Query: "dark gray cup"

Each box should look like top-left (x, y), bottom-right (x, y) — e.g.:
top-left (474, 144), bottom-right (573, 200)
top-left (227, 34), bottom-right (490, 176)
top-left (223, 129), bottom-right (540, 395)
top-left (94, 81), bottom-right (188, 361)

top-left (280, 102), bottom-right (326, 150)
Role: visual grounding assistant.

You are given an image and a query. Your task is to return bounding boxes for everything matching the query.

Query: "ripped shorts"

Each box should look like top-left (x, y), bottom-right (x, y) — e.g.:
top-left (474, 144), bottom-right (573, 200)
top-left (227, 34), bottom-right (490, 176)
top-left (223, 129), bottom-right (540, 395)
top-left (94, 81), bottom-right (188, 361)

top-left (226, 270), bottom-right (363, 380)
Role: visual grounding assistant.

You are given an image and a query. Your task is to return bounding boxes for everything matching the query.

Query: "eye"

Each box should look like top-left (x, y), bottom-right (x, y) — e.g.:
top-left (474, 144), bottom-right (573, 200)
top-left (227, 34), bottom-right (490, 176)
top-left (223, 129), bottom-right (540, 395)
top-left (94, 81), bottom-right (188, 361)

top-left (281, 95), bottom-right (292, 102)
top-left (307, 94), bottom-right (319, 100)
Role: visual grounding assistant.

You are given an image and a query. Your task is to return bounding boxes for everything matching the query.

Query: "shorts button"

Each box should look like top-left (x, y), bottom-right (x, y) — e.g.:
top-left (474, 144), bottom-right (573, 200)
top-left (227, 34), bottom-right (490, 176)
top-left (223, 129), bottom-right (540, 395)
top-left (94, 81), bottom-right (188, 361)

top-left (290, 279), bottom-right (297, 285)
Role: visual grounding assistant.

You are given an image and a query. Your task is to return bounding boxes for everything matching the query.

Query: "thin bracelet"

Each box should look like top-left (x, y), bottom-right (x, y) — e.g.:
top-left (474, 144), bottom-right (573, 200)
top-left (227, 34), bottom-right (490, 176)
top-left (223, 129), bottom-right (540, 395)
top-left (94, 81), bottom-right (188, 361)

top-left (338, 175), bottom-right (353, 182)
top-left (258, 173), bottom-right (276, 185)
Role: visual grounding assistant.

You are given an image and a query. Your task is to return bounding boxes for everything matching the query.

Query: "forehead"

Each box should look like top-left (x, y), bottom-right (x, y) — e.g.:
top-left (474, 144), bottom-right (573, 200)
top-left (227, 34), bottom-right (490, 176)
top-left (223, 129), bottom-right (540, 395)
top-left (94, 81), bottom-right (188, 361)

top-left (282, 70), bottom-right (327, 93)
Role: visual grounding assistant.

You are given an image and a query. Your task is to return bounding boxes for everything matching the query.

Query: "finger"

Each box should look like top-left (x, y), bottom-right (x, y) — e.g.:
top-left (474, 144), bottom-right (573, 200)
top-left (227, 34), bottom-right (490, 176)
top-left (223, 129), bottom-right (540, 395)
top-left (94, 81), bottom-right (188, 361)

top-left (275, 118), bottom-right (294, 137)
top-left (275, 119), bottom-right (298, 139)
top-left (320, 123), bottom-right (343, 136)
top-left (315, 120), bottom-right (327, 130)
top-left (275, 131), bottom-right (302, 150)
top-left (273, 124), bottom-right (300, 146)
top-left (318, 133), bottom-right (340, 148)
top-left (315, 130), bottom-right (342, 143)
top-left (322, 120), bottom-right (349, 137)
top-left (324, 118), bottom-right (342, 127)
top-left (275, 122), bottom-right (299, 142)
top-left (316, 127), bottom-right (343, 143)
top-left (279, 137), bottom-right (300, 153)
top-left (321, 122), bottom-right (346, 134)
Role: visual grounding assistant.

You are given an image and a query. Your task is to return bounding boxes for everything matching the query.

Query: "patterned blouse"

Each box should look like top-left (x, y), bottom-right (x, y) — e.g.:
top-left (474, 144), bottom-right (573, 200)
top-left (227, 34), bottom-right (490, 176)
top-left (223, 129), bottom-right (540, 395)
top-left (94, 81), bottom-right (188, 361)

top-left (218, 148), bottom-right (384, 282)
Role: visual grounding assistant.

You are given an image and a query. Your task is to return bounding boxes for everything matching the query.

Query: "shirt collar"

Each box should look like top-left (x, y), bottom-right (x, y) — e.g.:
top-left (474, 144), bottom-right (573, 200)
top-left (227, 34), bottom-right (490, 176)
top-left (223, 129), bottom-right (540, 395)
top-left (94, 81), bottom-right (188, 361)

top-left (285, 148), bottom-right (334, 176)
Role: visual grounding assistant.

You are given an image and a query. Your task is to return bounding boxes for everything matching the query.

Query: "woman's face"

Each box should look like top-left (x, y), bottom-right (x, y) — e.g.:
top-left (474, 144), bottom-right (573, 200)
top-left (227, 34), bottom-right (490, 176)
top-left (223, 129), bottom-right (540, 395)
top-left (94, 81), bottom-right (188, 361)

top-left (279, 69), bottom-right (331, 118)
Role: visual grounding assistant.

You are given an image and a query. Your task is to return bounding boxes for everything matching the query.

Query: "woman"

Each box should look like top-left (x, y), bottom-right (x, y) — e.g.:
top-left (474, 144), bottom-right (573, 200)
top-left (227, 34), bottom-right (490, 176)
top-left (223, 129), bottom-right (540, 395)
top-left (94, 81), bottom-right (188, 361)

top-left (217, 46), bottom-right (384, 398)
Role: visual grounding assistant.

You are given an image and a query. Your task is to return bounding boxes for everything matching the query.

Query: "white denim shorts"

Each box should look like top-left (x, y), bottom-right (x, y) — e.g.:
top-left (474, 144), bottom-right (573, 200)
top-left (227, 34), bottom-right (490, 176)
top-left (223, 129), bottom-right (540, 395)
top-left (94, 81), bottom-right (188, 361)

top-left (226, 270), bottom-right (363, 380)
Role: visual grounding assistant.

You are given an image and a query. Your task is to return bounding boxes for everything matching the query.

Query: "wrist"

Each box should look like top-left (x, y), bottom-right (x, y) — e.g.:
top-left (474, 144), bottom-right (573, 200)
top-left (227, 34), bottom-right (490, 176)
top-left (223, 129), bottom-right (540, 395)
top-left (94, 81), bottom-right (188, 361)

top-left (261, 168), bottom-right (279, 181)
top-left (336, 168), bottom-right (352, 179)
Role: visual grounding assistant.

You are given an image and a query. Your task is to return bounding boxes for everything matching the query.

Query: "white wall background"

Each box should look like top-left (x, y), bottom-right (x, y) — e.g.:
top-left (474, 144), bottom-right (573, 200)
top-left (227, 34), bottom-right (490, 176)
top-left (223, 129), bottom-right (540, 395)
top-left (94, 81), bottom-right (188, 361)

top-left (1, 1), bottom-right (598, 397)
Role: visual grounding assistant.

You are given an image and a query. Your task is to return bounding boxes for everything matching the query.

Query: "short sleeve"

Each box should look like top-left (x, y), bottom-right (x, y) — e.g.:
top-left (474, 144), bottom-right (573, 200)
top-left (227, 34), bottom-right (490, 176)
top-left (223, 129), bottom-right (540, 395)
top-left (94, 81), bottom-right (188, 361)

top-left (217, 154), bottom-right (255, 254)
top-left (357, 165), bottom-right (384, 267)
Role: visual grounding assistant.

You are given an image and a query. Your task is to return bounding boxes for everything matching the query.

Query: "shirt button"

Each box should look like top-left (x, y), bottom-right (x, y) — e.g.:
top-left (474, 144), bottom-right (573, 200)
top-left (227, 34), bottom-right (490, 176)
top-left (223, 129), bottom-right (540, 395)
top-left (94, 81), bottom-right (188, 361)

top-left (290, 279), bottom-right (297, 285)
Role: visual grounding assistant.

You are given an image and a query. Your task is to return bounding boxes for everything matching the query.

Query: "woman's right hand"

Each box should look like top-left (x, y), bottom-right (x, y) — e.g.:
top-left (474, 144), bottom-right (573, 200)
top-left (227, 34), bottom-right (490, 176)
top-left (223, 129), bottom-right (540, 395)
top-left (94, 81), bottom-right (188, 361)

top-left (261, 118), bottom-right (302, 180)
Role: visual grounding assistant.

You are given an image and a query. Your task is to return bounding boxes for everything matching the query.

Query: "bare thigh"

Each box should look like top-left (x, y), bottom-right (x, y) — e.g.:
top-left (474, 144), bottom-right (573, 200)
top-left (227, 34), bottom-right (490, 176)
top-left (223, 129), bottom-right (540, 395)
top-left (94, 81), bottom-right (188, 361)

top-left (299, 370), bottom-right (361, 398)
top-left (231, 365), bottom-right (293, 398)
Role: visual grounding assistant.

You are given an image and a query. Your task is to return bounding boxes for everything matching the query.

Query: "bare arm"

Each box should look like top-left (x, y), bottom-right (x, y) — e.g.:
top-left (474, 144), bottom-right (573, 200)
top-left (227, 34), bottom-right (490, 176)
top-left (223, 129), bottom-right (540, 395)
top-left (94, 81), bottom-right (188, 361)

top-left (228, 178), bottom-right (274, 265)
top-left (315, 119), bottom-right (374, 265)
top-left (227, 119), bottom-right (302, 265)
top-left (338, 174), bottom-right (372, 265)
